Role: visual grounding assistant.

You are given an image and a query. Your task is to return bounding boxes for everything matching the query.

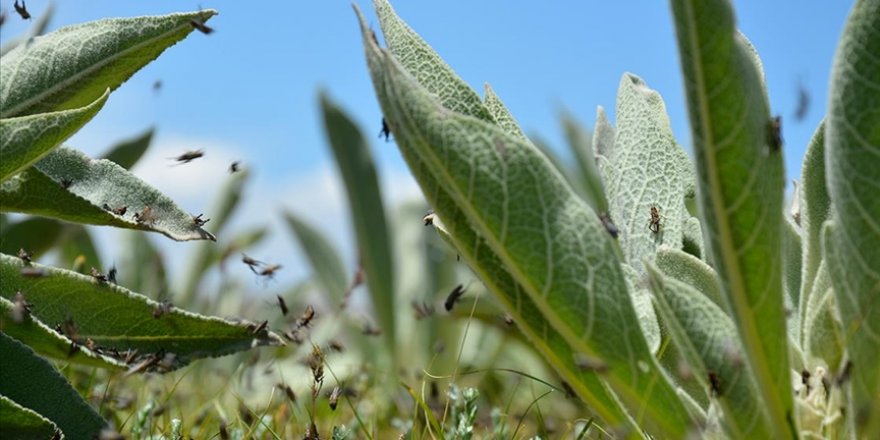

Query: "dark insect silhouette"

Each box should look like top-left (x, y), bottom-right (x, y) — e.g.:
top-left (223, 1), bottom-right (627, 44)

top-left (153, 80), bottom-right (163, 93)
top-left (599, 212), bottom-right (619, 239)
top-left (276, 295), bottom-right (289, 316)
top-left (192, 213), bottom-right (210, 227)
top-left (169, 149), bottom-right (204, 165)
top-left (13, 0), bottom-right (30, 20)
top-left (708, 371), bottom-right (723, 396)
top-left (250, 320), bottom-right (268, 335)
top-left (89, 267), bottom-right (108, 283)
top-left (258, 264), bottom-right (282, 279)
top-left (444, 284), bottom-right (466, 312)
top-left (241, 253), bottom-right (264, 274)
top-left (378, 118), bottom-right (391, 142)
top-left (108, 265), bottom-right (118, 284)
top-left (768, 116), bottom-right (783, 151)
top-left (229, 161), bottom-right (241, 173)
top-left (17, 248), bottom-right (32, 265)
top-left (794, 83), bottom-right (810, 122)
top-left (190, 19), bottom-right (214, 34)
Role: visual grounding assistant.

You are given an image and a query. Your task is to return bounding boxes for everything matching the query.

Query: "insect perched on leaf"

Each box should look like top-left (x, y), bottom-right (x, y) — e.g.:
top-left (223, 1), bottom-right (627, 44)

top-left (378, 118), bottom-right (391, 142)
top-left (648, 206), bottom-right (664, 234)
top-left (423, 211), bottom-right (435, 226)
top-left (599, 212), bottom-right (619, 239)
top-left (13, 0), bottom-right (29, 20)
top-left (444, 284), bottom-right (466, 312)
top-left (250, 320), bottom-right (269, 335)
top-left (60, 178), bottom-right (73, 189)
top-left (11, 291), bottom-right (32, 323)
top-left (133, 206), bottom-right (156, 225)
top-left (169, 149), bottom-right (204, 165)
top-left (190, 19), bottom-right (214, 34)
top-left (192, 213), bottom-right (210, 227)
top-left (17, 248), bottom-right (32, 265)
top-left (768, 116), bottom-right (783, 151)
top-left (708, 371), bottom-right (723, 396)
top-left (108, 265), bottom-right (118, 284)
top-left (152, 300), bottom-right (173, 318)
top-left (89, 267), bottom-right (108, 283)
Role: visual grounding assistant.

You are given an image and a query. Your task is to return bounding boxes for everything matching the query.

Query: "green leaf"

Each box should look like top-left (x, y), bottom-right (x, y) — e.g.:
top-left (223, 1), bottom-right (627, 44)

top-left (320, 92), bottom-right (396, 356)
top-left (824, 2), bottom-right (880, 433)
top-left (681, 216), bottom-right (704, 259)
top-left (646, 264), bottom-right (774, 438)
top-left (283, 210), bottom-right (348, 304)
top-left (561, 110), bottom-right (609, 213)
top-left (483, 83), bottom-right (527, 140)
top-left (356, 9), bottom-right (691, 436)
top-left (0, 217), bottom-right (64, 259)
top-left (621, 263), bottom-right (660, 353)
top-left (120, 231), bottom-right (169, 300)
top-left (0, 10), bottom-right (217, 117)
top-left (0, 296), bottom-right (126, 369)
top-left (797, 121), bottom-right (828, 340)
top-left (782, 219), bottom-right (802, 340)
top-left (592, 106), bottom-right (615, 159)
top-left (655, 246), bottom-right (724, 309)
top-left (177, 170), bottom-right (250, 304)
top-left (802, 262), bottom-right (843, 371)
top-left (0, 254), bottom-right (282, 369)
top-left (670, 1), bottom-right (792, 435)
top-left (0, 90), bottom-right (108, 182)
top-left (0, 395), bottom-right (60, 440)
top-left (605, 73), bottom-right (690, 273)
top-left (372, 0), bottom-right (494, 123)
top-left (0, 146), bottom-right (215, 241)
top-left (0, 332), bottom-right (106, 439)
top-left (100, 127), bottom-right (155, 170)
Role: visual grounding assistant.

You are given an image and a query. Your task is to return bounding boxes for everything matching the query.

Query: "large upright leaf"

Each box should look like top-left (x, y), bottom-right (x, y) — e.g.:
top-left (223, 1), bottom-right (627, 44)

top-left (670, 1), bottom-right (792, 435)
top-left (0, 332), bottom-right (106, 440)
top-left (0, 146), bottom-right (214, 241)
top-left (646, 265), bottom-right (773, 438)
top-left (483, 83), bottom-right (527, 141)
top-left (320, 93), bottom-right (396, 355)
top-left (797, 122), bottom-right (828, 337)
top-left (373, 0), bottom-right (494, 123)
top-left (355, 8), bottom-right (691, 437)
top-left (824, 1), bottom-right (880, 434)
top-left (0, 90), bottom-right (108, 181)
top-left (561, 110), bottom-right (609, 214)
top-left (0, 254), bottom-right (282, 369)
top-left (605, 73), bottom-right (690, 274)
top-left (283, 210), bottom-right (348, 304)
top-left (0, 10), bottom-right (217, 117)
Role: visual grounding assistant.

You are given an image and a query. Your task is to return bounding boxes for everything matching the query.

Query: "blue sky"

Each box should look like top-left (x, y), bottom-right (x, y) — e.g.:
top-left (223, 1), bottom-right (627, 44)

top-left (0, 1), bottom-right (853, 289)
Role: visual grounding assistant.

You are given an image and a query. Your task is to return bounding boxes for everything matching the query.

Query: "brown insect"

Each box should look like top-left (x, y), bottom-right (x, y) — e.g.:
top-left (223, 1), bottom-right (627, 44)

top-left (502, 314), bottom-right (515, 326)
top-left (169, 149), bottom-right (204, 165)
top-left (648, 206), bottom-right (663, 234)
top-left (250, 320), bottom-right (269, 335)
top-left (241, 253), bottom-right (265, 274)
top-left (13, 0), bottom-right (29, 20)
top-left (444, 284), bottom-right (466, 312)
top-left (89, 267), bottom-right (108, 283)
top-left (768, 116), bottom-right (783, 151)
top-left (329, 386), bottom-right (341, 411)
top-left (133, 206), bottom-right (156, 225)
top-left (574, 353), bottom-right (610, 374)
top-left (152, 300), bottom-right (172, 318)
top-left (411, 300), bottom-right (434, 320)
top-left (17, 248), bottom-right (32, 265)
top-left (801, 369), bottom-right (812, 394)
top-left (278, 383), bottom-right (297, 403)
top-left (218, 420), bottom-right (229, 440)
top-left (708, 371), bottom-right (723, 396)
top-left (362, 323), bottom-right (382, 336)
top-left (276, 295), bottom-right (289, 316)
top-left (258, 264), bottom-right (283, 279)
top-left (108, 205), bottom-right (128, 216)
top-left (11, 291), bottom-right (32, 323)
top-left (423, 211), bottom-right (435, 226)
top-left (192, 213), bottom-right (210, 227)
top-left (378, 118), bottom-right (391, 142)
top-left (599, 212), bottom-right (619, 239)
top-left (328, 339), bottom-right (344, 352)
top-left (190, 19), bottom-right (214, 35)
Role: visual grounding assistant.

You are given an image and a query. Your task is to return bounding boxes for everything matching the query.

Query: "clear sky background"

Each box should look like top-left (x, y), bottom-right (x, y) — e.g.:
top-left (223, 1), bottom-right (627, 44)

top-left (0, 1), bottom-right (853, 293)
